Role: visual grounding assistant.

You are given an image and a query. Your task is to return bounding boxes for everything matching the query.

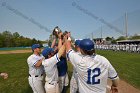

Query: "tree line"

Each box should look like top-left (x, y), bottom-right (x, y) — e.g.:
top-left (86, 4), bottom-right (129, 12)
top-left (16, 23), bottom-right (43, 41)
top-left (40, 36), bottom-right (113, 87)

top-left (1, 31), bottom-right (139, 48)
top-left (0, 31), bottom-right (43, 48)
top-left (105, 34), bottom-right (140, 44)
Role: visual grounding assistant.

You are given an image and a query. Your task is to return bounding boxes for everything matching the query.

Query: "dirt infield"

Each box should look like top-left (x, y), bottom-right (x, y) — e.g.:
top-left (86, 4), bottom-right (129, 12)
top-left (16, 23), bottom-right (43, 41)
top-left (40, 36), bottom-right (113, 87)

top-left (0, 50), bottom-right (32, 54)
top-left (107, 80), bottom-right (140, 93)
top-left (0, 50), bottom-right (140, 93)
top-left (118, 80), bottom-right (140, 93)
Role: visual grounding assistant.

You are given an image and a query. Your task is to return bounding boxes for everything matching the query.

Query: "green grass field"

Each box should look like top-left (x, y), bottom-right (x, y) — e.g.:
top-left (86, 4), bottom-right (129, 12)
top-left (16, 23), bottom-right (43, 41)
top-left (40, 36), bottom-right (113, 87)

top-left (0, 50), bottom-right (140, 93)
top-left (97, 50), bottom-right (140, 89)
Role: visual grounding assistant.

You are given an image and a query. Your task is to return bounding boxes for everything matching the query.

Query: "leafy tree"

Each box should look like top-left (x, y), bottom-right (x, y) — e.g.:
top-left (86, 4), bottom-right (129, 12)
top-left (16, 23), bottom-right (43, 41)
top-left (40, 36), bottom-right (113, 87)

top-left (13, 32), bottom-right (20, 38)
top-left (32, 38), bottom-right (37, 45)
top-left (2, 31), bottom-right (13, 47)
top-left (24, 38), bottom-right (32, 46)
top-left (129, 35), bottom-right (140, 40)
top-left (111, 40), bottom-right (117, 44)
top-left (116, 36), bottom-right (126, 41)
top-left (0, 31), bottom-right (45, 48)
top-left (105, 37), bottom-right (112, 41)
top-left (0, 33), bottom-right (4, 47)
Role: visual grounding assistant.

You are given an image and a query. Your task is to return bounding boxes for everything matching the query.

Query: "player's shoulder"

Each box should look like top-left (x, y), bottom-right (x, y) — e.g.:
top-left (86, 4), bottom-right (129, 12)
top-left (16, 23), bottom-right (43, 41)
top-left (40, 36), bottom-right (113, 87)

top-left (27, 54), bottom-right (33, 60)
top-left (27, 54), bottom-right (36, 59)
top-left (76, 52), bottom-right (81, 55)
top-left (68, 49), bottom-right (76, 54)
top-left (42, 54), bottom-right (58, 66)
top-left (27, 54), bottom-right (42, 61)
top-left (94, 54), bottom-right (110, 64)
top-left (68, 49), bottom-right (82, 58)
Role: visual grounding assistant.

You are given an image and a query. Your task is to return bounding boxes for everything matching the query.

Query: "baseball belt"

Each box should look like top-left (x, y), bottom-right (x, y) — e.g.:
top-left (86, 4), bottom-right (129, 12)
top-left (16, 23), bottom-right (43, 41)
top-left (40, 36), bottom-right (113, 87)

top-left (29, 74), bottom-right (43, 77)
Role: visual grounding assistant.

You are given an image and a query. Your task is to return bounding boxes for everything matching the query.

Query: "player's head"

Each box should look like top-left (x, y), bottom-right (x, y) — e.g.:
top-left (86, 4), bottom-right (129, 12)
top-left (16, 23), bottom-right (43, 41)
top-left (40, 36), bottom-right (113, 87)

top-left (79, 39), bottom-right (95, 55)
top-left (75, 39), bottom-right (81, 52)
top-left (61, 31), bottom-right (69, 40)
top-left (42, 47), bottom-right (55, 59)
top-left (31, 44), bottom-right (41, 53)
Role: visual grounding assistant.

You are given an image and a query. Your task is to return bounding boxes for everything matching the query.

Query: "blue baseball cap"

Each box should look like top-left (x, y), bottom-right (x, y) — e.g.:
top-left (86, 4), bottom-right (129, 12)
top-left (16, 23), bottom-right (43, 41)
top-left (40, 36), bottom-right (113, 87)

top-left (75, 40), bottom-right (81, 47)
top-left (42, 47), bottom-right (54, 58)
top-left (31, 44), bottom-right (41, 51)
top-left (79, 39), bottom-right (94, 51)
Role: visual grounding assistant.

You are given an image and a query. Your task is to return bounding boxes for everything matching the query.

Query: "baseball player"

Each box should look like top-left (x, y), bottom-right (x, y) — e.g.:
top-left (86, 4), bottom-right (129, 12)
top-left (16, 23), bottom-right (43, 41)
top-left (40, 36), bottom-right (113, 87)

top-left (27, 44), bottom-right (45, 93)
top-left (51, 31), bottom-right (69, 93)
top-left (42, 44), bottom-right (66, 93)
top-left (57, 31), bottom-right (69, 93)
top-left (66, 38), bottom-right (119, 93)
top-left (0, 72), bottom-right (8, 79)
top-left (70, 39), bottom-right (81, 93)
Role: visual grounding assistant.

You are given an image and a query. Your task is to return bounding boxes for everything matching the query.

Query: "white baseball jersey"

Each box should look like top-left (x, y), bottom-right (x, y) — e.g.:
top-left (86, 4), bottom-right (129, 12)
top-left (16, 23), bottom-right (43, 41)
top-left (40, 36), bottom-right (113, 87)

top-left (27, 54), bottom-right (45, 93)
top-left (42, 53), bottom-right (60, 83)
top-left (27, 54), bottom-right (44, 76)
top-left (67, 49), bottom-right (118, 93)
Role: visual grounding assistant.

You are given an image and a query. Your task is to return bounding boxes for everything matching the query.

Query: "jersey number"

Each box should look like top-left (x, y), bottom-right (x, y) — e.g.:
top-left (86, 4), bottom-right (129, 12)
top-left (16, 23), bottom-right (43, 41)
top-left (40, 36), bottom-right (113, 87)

top-left (87, 68), bottom-right (101, 84)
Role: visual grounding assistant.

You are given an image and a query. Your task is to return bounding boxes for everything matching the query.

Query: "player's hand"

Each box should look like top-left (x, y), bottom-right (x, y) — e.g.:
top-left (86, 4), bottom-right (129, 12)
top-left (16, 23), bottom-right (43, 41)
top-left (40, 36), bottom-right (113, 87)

top-left (0, 72), bottom-right (8, 79)
top-left (110, 86), bottom-right (118, 93)
top-left (63, 35), bottom-right (68, 43)
top-left (41, 57), bottom-right (45, 61)
top-left (67, 32), bottom-right (71, 37)
top-left (58, 32), bottom-right (63, 39)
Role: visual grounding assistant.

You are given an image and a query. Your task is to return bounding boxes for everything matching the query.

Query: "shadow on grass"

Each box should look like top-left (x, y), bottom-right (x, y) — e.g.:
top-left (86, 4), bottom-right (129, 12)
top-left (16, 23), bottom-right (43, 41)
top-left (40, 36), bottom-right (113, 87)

top-left (21, 85), bottom-right (32, 93)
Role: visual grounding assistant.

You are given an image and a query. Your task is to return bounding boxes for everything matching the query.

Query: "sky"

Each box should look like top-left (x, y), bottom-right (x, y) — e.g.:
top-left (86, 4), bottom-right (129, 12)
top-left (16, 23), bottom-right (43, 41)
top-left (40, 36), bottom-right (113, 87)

top-left (0, 0), bottom-right (140, 40)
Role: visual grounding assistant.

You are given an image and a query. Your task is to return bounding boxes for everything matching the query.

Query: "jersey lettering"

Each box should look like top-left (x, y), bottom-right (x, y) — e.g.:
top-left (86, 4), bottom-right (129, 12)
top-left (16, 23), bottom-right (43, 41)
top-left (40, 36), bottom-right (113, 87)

top-left (87, 68), bottom-right (101, 84)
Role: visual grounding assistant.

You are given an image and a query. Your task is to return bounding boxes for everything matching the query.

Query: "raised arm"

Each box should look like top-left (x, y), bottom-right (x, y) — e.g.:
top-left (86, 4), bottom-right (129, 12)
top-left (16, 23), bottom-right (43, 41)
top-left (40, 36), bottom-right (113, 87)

top-left (65, 37), bottom-right (72, 53)
top-left (51, 36), bottom-right (57, 48)
top-left (57, 43), bottom-right (66, 58)
top-left (58, 32), bottom-right (63, 50)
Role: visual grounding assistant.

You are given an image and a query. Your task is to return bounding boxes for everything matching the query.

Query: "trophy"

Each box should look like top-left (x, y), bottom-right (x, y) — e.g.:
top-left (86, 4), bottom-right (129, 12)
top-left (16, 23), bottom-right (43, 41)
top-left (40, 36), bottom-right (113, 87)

top-left (52, 26), bottom-right (62, 38)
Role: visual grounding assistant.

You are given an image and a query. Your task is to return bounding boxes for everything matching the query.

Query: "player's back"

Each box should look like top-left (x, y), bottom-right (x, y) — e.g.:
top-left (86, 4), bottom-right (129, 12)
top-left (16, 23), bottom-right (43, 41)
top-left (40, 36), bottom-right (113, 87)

top-left (76, 54), bottom-right (111, 93)
top-left (42, 54), bottom-right (59, 83)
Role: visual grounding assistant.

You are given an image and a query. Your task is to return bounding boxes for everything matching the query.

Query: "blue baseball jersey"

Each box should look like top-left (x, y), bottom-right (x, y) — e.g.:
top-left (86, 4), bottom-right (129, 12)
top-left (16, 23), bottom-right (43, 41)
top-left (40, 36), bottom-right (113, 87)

top-left (57, 57), bottom-right (68, 76)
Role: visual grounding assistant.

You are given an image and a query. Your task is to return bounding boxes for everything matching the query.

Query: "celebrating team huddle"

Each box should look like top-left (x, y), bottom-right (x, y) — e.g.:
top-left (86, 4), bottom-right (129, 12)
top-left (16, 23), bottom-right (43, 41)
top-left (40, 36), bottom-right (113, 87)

top-left (27, 27), bottom-right (119, 93)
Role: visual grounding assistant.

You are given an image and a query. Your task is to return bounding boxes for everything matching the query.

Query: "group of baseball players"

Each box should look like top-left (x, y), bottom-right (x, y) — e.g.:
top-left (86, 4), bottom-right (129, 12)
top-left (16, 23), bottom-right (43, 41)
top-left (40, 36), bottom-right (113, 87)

top-left (27, 28), bottom-right (119, 93)
top-left (95, 44), bottom-right (140, 53)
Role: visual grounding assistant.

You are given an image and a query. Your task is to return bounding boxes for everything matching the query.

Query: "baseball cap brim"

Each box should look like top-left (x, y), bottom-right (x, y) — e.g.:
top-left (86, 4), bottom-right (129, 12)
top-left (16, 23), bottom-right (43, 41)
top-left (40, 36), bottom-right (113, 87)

top-left (31, 44), bottom-right (41, 51)
top-left (42, 48), bottom-right (54, 58)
